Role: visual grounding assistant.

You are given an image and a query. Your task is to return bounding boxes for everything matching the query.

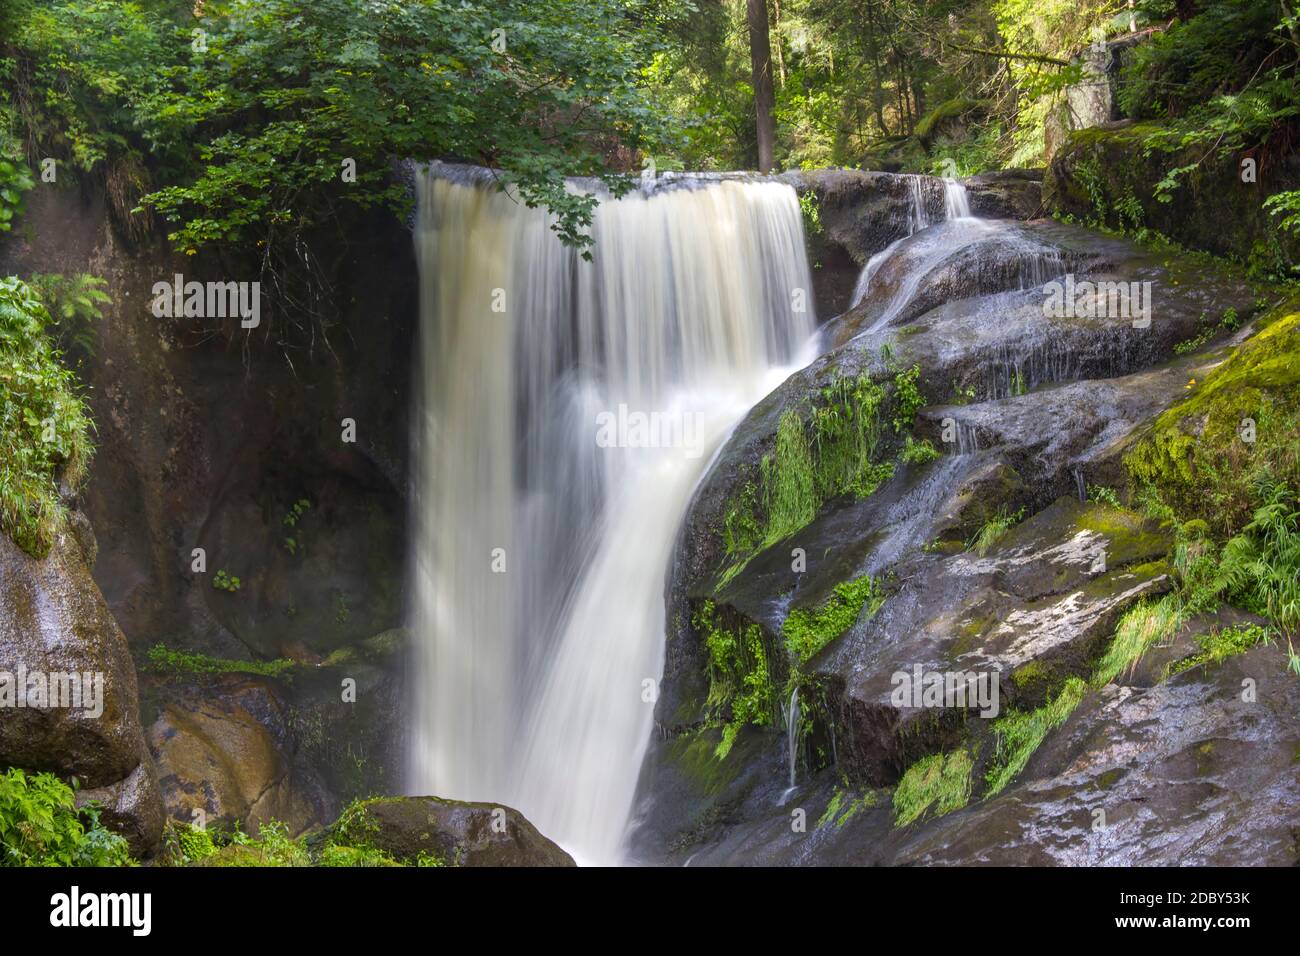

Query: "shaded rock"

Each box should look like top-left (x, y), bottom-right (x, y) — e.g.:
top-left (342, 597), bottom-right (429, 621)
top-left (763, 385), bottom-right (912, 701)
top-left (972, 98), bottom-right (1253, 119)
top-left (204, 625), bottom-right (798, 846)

top-left (335, 795), bottom-right (576, 867)
top-left (1045, 120), bottom-right (1300, 266)
top-left (0, 527), bottom-right (164, 853)
top-left (145, 674), bottom-right (334, 836)
top-left (0, 532), bottom-right (143, 783)
top-left (965, 169), bottom-right (1043, 220)
top-left (75, 746), bottom-right (164, 858)
top-left (0, 178), bottom-right (415, 667)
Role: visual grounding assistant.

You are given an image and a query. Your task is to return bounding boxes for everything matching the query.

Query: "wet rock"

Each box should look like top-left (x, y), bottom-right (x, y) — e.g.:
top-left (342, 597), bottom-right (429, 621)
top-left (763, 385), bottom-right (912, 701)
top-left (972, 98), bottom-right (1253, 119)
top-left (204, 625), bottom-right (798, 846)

top-left (145, 674), bottom-right (334, 836)
top-left (816, 497), bottom-right (1171, 785)
top-left (333, 795), bottom-right (576, 867)
top-left (894, 644), bottom-right (1300, 865)
top-left (0, 529), bottom-right (164, 853)
top-left (965, 169), bottom-right (1043, 220)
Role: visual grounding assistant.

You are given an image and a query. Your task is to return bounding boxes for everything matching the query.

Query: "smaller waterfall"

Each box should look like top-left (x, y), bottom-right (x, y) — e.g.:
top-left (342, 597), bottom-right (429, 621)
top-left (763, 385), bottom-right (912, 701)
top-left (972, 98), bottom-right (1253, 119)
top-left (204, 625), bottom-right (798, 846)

top-left (786, 687), bottom-right (800, 788)
top-left (851, 175), bottom-right (975, 310)
top-left (943, 177), bottom-right (972, 220)
top-left (778, 686), bottom-right (800, 804)
top-left (1073, 467), bottom-right (1088, 502)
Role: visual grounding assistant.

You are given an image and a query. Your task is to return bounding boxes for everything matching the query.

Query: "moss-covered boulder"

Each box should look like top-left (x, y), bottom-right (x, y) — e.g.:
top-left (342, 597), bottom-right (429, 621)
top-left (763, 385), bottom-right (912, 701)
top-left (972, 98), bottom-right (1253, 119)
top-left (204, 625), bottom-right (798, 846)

top-left (326, 796), bottom-right (575, 867)
top-left (1045, 120), bottom-right (1300, 271)
top-left (1125, 300), bottom-right (1300, 534)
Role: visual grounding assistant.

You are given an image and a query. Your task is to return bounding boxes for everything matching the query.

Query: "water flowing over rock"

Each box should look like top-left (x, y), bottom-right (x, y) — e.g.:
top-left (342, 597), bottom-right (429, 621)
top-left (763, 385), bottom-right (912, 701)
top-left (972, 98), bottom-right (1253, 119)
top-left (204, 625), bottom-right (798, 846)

top-left (630, 172), bottom-right (1279, 867)
top-left (408, 164), bottom-right (817, 864)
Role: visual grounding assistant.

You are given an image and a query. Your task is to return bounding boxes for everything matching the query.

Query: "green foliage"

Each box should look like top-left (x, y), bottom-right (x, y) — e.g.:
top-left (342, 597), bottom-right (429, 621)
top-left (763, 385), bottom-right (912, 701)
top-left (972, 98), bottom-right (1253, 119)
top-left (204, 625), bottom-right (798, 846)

top-left (1091, 594), bottom-right (1183, 687)
top-left (281, 498), bottom-right (311, 555)
top-left (890, 364), bottom-right (925, 432)
top-left (694, 600), bottom-right (776, 759)
top-left (984, 677), bottom-right (1087, 795)
top-left (1168, 622), bottom-right (1272, 677)
top-left (143, 644), bottom-right (297, 680)
top-left (0, 276), bottom-right (95, 558)
top-left (967, 506), bottom-right (1025, 557)
top-left (7, 0), bottom-right (677, 260)
top-left (25, 273), bottom-right (111, 361)
top-left (799, 190), bottom-right (822, 237)
top-left (212, 568), bottom-right (241, 593)
top-left (0, 768), bottom-right (131, 867)
top-left (719, 372), bottom-right (898, 584)
top-left (0, 155), bottom-right (33, 233)
top-left (1214, 485), bottom-right (1300, 633)
top-left (158, 819), bottom-right (218, 866)
top-left (893, 748), bottom-right (973, 826)
top-left (1126, 304), bottom-right (1300, 538)
top-left (900, 435), bottom-right (940, 465)
top-left (1172, 307), bottom-right (1242, 356)
top-left (782, 574), bottom-right (883, 663)
top-left (228, 820), bottom-right (310, 866)
top-left (1087, 484), bottom-right (1123, 509)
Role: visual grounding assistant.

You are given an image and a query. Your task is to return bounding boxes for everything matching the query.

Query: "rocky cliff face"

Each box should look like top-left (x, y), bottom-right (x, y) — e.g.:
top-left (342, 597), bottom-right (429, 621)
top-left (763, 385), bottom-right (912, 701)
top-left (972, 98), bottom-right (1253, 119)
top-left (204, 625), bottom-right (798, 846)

top-left (0, 172), bottom-right (419, 844)
top-left (630, 173), bottom-right (1296, 867)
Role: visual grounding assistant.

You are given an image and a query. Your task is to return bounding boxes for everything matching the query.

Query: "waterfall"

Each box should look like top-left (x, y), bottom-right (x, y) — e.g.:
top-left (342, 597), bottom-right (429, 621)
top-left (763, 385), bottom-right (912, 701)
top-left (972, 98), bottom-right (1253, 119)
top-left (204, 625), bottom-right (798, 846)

top-left (408, 165), bottom-right (817, 864)
top-left (850, 175), bottom-right (974, 309)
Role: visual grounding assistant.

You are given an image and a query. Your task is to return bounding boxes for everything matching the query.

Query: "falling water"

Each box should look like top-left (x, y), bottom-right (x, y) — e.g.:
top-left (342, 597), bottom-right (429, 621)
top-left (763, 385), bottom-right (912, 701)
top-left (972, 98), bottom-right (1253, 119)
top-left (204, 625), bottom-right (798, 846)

top-left (408, 165), bottom-right (816, 864)
top-left (786, 687), bottom-right (800, 789)
top-left (850, 176), bottom-right (976, 310)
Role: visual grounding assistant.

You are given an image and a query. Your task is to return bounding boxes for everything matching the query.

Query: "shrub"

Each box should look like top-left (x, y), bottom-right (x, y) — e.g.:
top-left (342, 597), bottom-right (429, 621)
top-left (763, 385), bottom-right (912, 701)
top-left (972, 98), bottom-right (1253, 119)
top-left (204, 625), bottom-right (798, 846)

top-left (0, 768), bottom-right (131, 867)
top-left (0, 276), bottom-right (95, 557)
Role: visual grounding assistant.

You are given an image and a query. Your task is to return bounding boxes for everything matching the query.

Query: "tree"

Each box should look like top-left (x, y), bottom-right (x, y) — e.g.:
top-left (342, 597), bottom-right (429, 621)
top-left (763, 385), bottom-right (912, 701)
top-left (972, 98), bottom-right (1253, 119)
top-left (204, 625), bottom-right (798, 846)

top-left (746, 0), bottom-right (776, 171)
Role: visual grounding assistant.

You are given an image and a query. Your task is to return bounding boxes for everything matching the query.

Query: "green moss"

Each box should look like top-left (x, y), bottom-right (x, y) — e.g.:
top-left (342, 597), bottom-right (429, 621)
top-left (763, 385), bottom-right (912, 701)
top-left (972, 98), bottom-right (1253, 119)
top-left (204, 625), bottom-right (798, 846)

top-left (1167, 623), bottom-right (1271, 678)
top-left (985, 677), bottom-right (1087, 796)
top-left (1126, 303), bottom-right (1300, 537)
top-left (143, 644), bottom-right (297, 680)
top-left (782, 574), bottom-right (883, 663)
top-left (718, 370), bottom-right (909, 583)
top-left (1010, 659), bottom-right (1051, 688)
top-left (694, 601), bottom-right (777, 758)
top-left (892, 748), bottom-right (973, 826)
top-left (914, 97), bottom-right (987, 144)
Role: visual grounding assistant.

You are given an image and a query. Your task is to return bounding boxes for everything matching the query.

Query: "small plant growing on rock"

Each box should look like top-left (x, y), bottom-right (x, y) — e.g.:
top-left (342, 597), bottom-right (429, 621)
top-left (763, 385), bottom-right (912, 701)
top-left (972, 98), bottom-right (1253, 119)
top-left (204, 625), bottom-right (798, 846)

top-left (281, 497), bottom-right (311, 555)
top-left (213, 569), bottom-right (241, 592)
top-left (967, 507), bottom-right (1026, 557)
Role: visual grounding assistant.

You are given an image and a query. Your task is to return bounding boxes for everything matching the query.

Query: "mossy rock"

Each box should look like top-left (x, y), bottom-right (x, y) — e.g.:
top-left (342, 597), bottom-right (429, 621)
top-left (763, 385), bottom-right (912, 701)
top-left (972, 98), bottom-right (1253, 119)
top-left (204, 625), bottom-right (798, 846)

top-left (325, 796), bottom-right (575, 867)
top-left (1045, 120), bottom-right (1299, 269)
top-left (1125, 301), bottom-right (1300, 533)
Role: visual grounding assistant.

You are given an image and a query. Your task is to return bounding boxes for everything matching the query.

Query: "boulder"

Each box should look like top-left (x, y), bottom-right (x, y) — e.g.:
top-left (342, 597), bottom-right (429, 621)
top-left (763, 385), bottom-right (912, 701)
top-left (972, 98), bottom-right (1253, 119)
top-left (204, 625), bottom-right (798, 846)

top-left (332, 796), bottom-right (576, 867)
top-left (0, 528), bottom-right (163, 854)
top-left (145, 674), bottom-right (334, 836)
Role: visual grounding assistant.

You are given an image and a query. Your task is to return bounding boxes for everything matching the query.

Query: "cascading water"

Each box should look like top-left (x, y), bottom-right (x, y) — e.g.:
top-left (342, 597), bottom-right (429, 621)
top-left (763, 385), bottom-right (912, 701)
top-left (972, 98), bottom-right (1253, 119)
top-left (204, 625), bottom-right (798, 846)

top-left (408, 164), bottom-right (817, 865)
top-left (850, 176), bottom-right (976, 310)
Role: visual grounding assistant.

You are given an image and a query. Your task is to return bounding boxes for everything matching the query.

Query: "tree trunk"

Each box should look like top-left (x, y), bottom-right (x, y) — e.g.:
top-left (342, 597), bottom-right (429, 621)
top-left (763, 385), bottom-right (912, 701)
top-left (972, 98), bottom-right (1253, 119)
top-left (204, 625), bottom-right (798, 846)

top-left (747, 0), bottom-right (776, 173)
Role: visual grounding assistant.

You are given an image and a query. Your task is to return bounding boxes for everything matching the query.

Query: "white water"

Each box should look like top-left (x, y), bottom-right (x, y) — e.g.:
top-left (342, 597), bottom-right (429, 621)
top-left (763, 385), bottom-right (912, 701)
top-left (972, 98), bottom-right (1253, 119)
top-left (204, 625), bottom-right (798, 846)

top-left (408, 165), bottom-right (816, 864)
top-left (850, 176), bottom-right (975, 310)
